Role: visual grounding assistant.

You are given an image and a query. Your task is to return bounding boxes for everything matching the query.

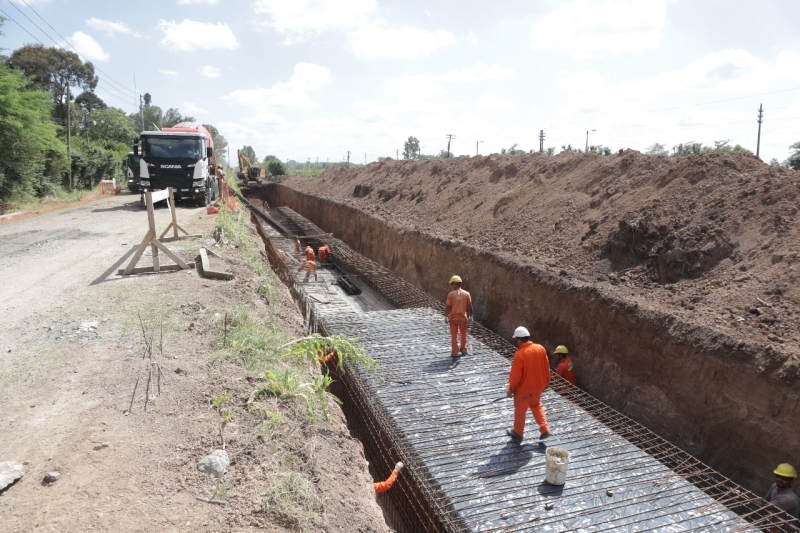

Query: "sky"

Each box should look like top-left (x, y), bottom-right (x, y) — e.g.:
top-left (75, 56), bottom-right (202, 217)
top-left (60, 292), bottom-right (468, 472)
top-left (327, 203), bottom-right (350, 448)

top-left (1, 0), bottom-right (800, 165)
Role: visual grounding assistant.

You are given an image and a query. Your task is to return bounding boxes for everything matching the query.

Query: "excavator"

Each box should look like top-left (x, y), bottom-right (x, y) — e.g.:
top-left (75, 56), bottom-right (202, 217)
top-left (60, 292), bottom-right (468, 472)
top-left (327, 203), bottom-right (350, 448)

top-left (236, 149), bottom-right (265, 185)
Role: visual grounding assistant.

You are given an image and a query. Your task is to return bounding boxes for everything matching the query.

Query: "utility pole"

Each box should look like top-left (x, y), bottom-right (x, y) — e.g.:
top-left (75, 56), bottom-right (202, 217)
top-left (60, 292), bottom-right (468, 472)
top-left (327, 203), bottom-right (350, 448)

top-left (346, 151), bottom-right (350, 167)
top-left (585, 129), bottom-right (596, 152)
top-left (476, 141), bottom-right (483, 155)
top-left (539, 130), bottom-right (546, 152)
top-left (67, 83), bottom-right (71, 190)
top-left (139, 95), bottom-right (145, 132)
top-left (396, 149), bottom-right (399, 160)
top-left (756, 103), bottom-right (764, 159)
top-left (364, 153), bottom-right (367, 165)
top-left (445, 133), bottom-right (456, 158)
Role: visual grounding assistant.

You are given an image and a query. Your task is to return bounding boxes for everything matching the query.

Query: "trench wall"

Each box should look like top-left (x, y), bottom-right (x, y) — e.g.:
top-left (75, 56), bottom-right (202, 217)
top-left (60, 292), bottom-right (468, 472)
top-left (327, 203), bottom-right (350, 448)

top-left (263, 183), bottom-right (800, 495)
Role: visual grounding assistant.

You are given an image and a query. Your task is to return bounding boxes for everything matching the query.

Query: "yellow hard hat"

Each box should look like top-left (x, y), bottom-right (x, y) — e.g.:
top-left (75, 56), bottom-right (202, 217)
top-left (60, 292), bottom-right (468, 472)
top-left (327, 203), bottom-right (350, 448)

top-left (449, 275), bottom-right (462, 284)
top-left (774, 463), bottom-right (797, 478)
top-left (554, 345), bottom-right (569, 355)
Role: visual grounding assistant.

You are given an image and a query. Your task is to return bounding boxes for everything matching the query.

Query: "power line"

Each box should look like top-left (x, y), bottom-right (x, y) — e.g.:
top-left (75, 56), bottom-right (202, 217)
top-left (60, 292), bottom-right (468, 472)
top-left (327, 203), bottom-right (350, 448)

top-left (15, 0), bottom-right (136, 98)
top-left (0, 6), bottom-right (44, 45)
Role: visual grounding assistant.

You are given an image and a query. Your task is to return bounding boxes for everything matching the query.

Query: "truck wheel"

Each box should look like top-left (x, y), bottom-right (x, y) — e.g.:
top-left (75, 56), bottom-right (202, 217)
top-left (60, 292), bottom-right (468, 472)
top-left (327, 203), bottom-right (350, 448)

top-left (139, 194), bottom-right (145, 207)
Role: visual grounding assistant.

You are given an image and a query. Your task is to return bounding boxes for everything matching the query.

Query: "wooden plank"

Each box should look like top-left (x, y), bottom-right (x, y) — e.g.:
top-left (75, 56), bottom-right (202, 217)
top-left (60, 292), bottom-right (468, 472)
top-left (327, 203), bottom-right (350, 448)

top-left (199, 248), bottom-right (211, 272)
top-left (160, 234), bottom-right (202, 243)
top-left (121, 230), bottom-right (155, 275)
top-left (149, 189), bottom-right (170, 203)
top-left (151, 239), bottom-right (190, 269)
top-left (202, 270), bottom-right (234, 281)
top-left (118, 262), bottom-right (195, 275)
top-left (168, 188), bottom-right (178, 239)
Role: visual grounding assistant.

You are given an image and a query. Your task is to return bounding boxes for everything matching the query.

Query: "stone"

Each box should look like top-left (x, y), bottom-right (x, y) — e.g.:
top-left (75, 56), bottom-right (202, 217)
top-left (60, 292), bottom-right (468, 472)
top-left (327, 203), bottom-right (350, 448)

top-left (43, 472), bottom-right (60, 483)
top-left (197, 450), bottom-right (229, 480)
top-left (93, 443), bottom-right (109, 451)
top-left (0, 461), bottom-right (24, 490)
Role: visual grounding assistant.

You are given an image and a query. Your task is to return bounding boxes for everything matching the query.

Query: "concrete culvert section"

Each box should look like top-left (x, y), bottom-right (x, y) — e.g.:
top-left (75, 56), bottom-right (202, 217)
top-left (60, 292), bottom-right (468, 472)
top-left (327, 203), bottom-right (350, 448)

top-left (242, 197), bottom-right (800, 532)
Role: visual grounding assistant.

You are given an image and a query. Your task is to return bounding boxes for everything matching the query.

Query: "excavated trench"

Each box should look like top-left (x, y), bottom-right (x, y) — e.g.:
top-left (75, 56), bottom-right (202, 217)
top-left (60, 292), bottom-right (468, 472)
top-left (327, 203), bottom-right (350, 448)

top-left (251, 183), bottom-right (800, 501)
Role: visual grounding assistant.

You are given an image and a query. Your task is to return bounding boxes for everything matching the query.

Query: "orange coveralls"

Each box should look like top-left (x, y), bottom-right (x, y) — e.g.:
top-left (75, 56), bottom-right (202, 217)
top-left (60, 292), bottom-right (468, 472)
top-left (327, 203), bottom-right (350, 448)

top-left (305, 246), bottom-right (316, 262)
top-left (446, 288), bottom-right (472, 355)
top-left (556, 356), bottom-right (576, 386)
top-left (318, 245), bottom-right (331, 263)
top-left (508, 341), bottom-right (551, 436)
top-left (298, 260), bottom-right (317, 280)
top-left (373, 470), bottom-right (398, 494)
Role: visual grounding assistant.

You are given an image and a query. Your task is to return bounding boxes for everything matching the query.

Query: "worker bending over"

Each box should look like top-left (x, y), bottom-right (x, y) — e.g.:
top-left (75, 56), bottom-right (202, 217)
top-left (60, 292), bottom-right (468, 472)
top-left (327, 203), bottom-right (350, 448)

top-left (374, 462), bottom-right (404, 494)
top-left (318, 245), bottom-right (331, 264)
top-left (554, 345), bottom-right (576, 386)
top-left (297, 260), bottom-right (317, 282)
top-left (507, 327), bottom-right (551, 441)
top-left (317, 345), bottom-right (336, 365)
top-left (765, 463), bottom-right (799, 517)
top-left (305, 245), bottom-right (316, 263)
top-left (445, 275), bottom-right (473, 357)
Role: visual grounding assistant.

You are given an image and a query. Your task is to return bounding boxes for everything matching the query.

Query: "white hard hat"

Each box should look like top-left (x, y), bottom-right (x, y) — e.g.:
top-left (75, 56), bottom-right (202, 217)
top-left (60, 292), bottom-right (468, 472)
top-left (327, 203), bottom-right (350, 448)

top-left (512, 326), bottom-right (530, 339)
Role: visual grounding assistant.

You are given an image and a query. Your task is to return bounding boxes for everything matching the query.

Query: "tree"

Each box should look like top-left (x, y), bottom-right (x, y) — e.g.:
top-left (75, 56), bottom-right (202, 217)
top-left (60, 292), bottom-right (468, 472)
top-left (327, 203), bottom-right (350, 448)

top-left (143, 93), bottom-right (152, 106)
top-left (646, 143), bottom-right (668, 155)
top-left (7, 44), bottom-right (98, 123)
top-left (203, 124), bottom-right (228, 165)
top-left (787, 142), bottom-right (800, 170)
top-left (437, 149), bottom-right (451, 158)
top-left (769, 158), bottom-right (783, 167)
top-left (163, 107), bottom-right (195, 128)
top-left (561, 144), bottom-right (580, 153)
top-left (75, 91), bottom-right (106, 113)
top-left (546, 147), bottom-right (555, 156)
top-left (501, 143), bottom-right (526, 155)
top-left (671, 142), bottom-right (703, 157)
top-left (702, 139), bottom-right (753, 155)
top-left (129, 102), bottom-right (163, 132)
top-left (0, 63), bottom-right (66, 199)
top-left (587, 145), bottom-right (612, 156)
top-left (240, 145), bottom-right (257, 164)
top-left (267, 159), bottom-right (286, 176)
top-left (89, 108), bottom-right (137, 147)
top-left (402, 136), bottom-right (420, 159)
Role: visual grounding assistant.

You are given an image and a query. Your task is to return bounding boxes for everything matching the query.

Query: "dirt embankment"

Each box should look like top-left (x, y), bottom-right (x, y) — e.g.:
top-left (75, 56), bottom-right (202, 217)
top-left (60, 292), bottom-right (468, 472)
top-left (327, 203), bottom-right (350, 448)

top-left (269, 150), bottom-right (800, 495)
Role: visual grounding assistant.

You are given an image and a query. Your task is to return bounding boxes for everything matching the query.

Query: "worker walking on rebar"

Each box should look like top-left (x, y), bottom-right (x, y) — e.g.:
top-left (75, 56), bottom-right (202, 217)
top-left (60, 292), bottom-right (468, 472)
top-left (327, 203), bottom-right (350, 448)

top-left (318, 244), bottom-right (331, 264)
top-left (765, 464), bottom-right (799, 518)
top-left (374, 462), bottom-right (404, 494)
top-left (305, 245), bottom-right (316, 263)
top-left (298, 259), bottom-right (317, 282)
top-left (507, 327), bottom-right (551, 441)
top-left (445, 275), bottom-right (473, 357)
top-left (554, 345), bottom-right (576, 386)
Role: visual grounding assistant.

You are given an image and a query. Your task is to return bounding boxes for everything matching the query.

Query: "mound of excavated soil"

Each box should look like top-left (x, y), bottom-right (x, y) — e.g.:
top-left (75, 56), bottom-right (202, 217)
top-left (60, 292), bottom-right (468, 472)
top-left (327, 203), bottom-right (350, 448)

top-left (287, 151), bottom-right (800, 360)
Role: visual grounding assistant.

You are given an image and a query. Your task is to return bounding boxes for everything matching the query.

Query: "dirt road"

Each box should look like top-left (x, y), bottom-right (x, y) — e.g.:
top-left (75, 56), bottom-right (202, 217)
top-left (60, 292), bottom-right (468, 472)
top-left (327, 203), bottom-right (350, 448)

top-left (0, 194), bottom-right (387, 532)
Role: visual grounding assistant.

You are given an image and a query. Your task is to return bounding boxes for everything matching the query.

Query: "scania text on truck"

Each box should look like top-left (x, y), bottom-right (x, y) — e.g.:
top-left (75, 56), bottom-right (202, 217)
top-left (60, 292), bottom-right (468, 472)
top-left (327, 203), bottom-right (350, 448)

top-left (133, 122), bottom-right (218, 206)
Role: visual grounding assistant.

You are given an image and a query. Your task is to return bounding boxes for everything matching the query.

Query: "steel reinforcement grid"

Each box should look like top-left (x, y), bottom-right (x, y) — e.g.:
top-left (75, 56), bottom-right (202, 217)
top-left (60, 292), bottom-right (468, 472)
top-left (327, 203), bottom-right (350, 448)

top-left (247, 201), bottom-right (800, 532)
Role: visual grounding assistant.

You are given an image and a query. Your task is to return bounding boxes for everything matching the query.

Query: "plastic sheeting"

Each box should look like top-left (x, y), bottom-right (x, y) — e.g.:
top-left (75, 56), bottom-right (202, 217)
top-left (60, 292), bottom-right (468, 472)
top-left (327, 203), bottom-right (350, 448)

top-left (322, 308), bottom-right (757, 533)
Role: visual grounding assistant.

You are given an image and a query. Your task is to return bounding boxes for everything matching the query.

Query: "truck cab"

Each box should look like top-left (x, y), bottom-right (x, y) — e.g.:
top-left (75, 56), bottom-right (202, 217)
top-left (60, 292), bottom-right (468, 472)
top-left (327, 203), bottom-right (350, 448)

top-left (123, 151), bottom-right (141, 194)
top-left (134, 123), bottom-right (218, 206)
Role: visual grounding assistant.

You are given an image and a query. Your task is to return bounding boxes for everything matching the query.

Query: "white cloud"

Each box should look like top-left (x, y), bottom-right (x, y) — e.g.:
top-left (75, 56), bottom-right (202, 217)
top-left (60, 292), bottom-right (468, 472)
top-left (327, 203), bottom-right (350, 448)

top-left (224, 62), bottom-right (331, 125)
top-left (178, 0), bottom-right (218, 4)
top-left (255, 0), bottom-right (377, 43)
top-left (182, 101), bottom-right (209, 115)
top-left (201, 66), bottom-right (221, 78)
top-left (475, 94), bottom-right (516, 112)
top-left (530, 0), bottom-right (667, 59)
top-left (160, 69), bottom-right (179, 76)
top-left (85, 18), bottom-right (144, 38)
top-left (347, 19), bottom-right (457, 60)
top-left (158, 19), bottom-right (238, 51)
top-left (441, 63), bottom-right (515, 83)
top-left (65, 32), bottom-right (110, 62)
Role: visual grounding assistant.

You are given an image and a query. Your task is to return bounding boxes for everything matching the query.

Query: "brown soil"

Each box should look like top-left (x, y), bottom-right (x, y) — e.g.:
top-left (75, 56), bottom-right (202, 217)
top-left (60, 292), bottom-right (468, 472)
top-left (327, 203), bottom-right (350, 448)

top-left (0, 194), bottom-right (388, 532)
top-left (273, 150), bottom-right (800, 494)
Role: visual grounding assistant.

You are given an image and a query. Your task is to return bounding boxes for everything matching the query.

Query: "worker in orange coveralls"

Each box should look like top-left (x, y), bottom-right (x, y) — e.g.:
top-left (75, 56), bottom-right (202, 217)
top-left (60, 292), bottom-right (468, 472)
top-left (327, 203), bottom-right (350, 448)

top-left (317, 345), bottom-right (336, 365)
top-left (318, 245), bottom-right (331, 264)
top-left (297, 260), bottom-right (317, 282)
top-left (294, 238), bottom-right (301, 255)
top-left (445, 275), bottom-right (473, 357)
top-left (507, 327), bottom-right (551, 441)
top-left (305, 245), bottom-right (316, 262)
top-left (554, 345), bottom-right (576, 386)
top-left (374, 462), bottom-right (404, 494)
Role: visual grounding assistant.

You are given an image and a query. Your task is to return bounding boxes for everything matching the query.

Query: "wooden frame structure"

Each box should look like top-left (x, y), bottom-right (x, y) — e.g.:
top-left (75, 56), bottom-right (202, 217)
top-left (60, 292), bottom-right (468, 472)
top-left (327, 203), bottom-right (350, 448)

top-left (119, 188), bottom-right (200, 275)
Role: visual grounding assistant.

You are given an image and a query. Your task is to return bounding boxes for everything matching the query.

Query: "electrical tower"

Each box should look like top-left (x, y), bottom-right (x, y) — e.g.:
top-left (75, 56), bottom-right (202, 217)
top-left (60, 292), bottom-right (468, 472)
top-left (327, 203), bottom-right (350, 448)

top-left (445, 134), bottom-right (456, 158)
top-left (539, 130), bottom-right (546, 153)
top-left (756, 104), bottom-right (764, 159)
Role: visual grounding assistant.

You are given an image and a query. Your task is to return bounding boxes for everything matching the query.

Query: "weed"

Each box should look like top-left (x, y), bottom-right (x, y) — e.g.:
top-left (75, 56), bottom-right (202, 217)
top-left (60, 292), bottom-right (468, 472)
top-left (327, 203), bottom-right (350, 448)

top-left (213, 305), bottom-right (285, 373)
top-left (247, 368), bottom-right (341, 421)
top-left (213, 482), bottom-right (230, 500)
top-left (263, 471), bottom-right (320, 517)
top-left (281, 333), bottom-right (377, 373)
top-left (211, 392), bottom-right (232, 448)
top-left (258, 412), bottom-right (283, 434)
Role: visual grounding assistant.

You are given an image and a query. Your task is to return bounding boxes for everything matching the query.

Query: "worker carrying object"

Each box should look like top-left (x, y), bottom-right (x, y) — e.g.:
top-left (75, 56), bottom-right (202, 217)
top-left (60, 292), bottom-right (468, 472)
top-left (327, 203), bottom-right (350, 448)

top-left (318, 245), bottom-right (331, 263)
top-left (765, 463), bottom-right (799, 517)
top-left (507, 327), bottom-right (551, 441)
top-left (374, 462), bottom-right (404, 494)
top-left (554, 345), bottom-right (576, 386)
top-left (298, 260), bottom-right (317, 282)
top-left (445, 275), bottom-right (473, 357)
top-left (305, 246), bottom-right (316, 262)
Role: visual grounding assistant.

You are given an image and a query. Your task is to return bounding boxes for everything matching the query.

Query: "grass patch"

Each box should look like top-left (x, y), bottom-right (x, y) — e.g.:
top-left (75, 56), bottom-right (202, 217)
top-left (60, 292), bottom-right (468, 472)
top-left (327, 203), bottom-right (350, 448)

top-left (7, 187), bottom-right (98, 213)
top-left (213, 305), bottom-right (286, 373)
top-left (263, 471), bottom-right (321, 518)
